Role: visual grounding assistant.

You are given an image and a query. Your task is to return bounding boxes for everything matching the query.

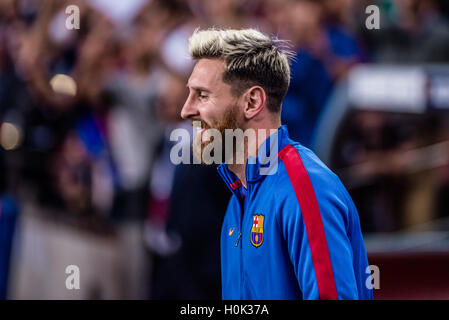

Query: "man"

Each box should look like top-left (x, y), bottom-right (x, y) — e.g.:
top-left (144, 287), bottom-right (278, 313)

top-left (180, 28), bottom-right (373, 300)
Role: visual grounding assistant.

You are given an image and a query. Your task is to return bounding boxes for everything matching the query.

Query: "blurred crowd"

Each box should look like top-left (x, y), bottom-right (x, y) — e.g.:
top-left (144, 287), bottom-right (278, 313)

top-left (1, 0), bottom-right (449, 299)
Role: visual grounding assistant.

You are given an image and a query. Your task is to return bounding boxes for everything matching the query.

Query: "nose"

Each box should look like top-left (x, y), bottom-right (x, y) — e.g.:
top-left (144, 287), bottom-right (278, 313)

top-left (180, 93), bottom-right (199, 120)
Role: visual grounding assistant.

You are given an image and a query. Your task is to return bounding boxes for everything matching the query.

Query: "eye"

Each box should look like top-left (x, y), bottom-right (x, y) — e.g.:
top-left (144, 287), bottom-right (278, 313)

top-left (198, 91), bottom-right (208, 100)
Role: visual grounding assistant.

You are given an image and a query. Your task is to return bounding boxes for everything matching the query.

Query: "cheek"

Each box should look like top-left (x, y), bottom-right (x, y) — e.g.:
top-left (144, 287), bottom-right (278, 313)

top-left (198, 102), bottom-right (223, 125)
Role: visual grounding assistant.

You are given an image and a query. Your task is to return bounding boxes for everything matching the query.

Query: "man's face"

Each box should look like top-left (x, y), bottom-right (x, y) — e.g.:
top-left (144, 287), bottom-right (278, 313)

top-left (181, 58), bottom-right (243, 163)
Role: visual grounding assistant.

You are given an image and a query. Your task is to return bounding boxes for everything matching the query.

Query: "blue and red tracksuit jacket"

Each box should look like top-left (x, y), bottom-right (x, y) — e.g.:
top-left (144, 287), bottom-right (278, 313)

top-left (217, 125), bottom-right (373, 300)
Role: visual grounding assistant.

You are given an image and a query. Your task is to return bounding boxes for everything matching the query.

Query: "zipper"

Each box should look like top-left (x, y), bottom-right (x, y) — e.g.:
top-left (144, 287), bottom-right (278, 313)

top-left (239, 184), bottom-right (247, 299)
top-left (216, 163), bottom-right (248, 299)
top-left (235, 232), bottom-right (242, 247)
top-left (239, 220), bottom-right (243, 299)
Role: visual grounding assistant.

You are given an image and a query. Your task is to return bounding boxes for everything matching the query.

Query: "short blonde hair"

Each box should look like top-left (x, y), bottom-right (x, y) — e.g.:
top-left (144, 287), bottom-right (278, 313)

top-left (188, 28), bottom-right (294, 113)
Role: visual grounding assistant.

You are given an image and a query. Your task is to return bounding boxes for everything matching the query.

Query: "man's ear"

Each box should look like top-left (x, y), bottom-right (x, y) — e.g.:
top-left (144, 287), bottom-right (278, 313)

top-left (243, 86), bottom-right (266, 120)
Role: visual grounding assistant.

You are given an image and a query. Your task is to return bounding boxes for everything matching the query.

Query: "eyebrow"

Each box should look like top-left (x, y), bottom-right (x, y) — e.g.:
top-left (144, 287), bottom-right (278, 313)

top-left (186, 84), bottom-right (211, 93)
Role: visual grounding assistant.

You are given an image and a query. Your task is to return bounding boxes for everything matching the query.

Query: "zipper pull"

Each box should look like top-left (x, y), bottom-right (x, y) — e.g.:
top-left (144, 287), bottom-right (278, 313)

top-left (235, 232), bottom-right (242, 247)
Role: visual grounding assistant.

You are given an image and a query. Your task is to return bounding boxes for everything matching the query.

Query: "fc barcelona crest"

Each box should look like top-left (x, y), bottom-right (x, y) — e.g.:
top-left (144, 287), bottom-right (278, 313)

top-left (251, 214), bottom-right (264, 247)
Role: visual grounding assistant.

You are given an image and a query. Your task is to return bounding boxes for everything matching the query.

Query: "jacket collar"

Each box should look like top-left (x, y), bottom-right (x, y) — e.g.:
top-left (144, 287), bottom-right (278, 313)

top-left (217, 125), bottom-right (291, 195)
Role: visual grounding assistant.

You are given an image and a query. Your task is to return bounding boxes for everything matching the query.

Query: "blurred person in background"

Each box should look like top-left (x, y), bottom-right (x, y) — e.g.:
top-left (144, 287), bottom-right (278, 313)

top-left (145, 71), bottom-right (187, 255)
top-left (148, 69), bottom-right (230, 299)
top-left (268, 0), bottom-right (332, 149)
top-left (261, 0), bottom-right (364, 149)
top-left (285, 0), bottom-right (364, 80)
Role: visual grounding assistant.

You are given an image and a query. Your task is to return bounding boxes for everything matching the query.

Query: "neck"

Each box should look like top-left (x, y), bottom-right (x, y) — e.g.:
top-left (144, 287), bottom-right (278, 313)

top-left (227, 119), bottom-right (281, 188)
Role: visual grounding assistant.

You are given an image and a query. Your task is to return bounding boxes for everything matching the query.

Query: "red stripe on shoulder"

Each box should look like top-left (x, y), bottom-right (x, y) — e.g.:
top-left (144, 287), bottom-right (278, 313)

top-left (278, 144), bottom-right (338, 300)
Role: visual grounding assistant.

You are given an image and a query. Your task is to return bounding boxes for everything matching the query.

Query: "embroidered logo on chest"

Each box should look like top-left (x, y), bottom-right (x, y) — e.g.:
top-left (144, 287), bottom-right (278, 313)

top-left (250, 214), bottom-right (264, 247)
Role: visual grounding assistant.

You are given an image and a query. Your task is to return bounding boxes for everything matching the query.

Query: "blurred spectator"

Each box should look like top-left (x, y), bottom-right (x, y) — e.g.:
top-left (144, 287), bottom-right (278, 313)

top-left (145, 71), bottom-right (188, 255)
top-left (265, 0), bottom-right (332, 148)
top-left (260, 0), bottom-right (365, 148)
top-left (146, 69), bottom-right (230, 299)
